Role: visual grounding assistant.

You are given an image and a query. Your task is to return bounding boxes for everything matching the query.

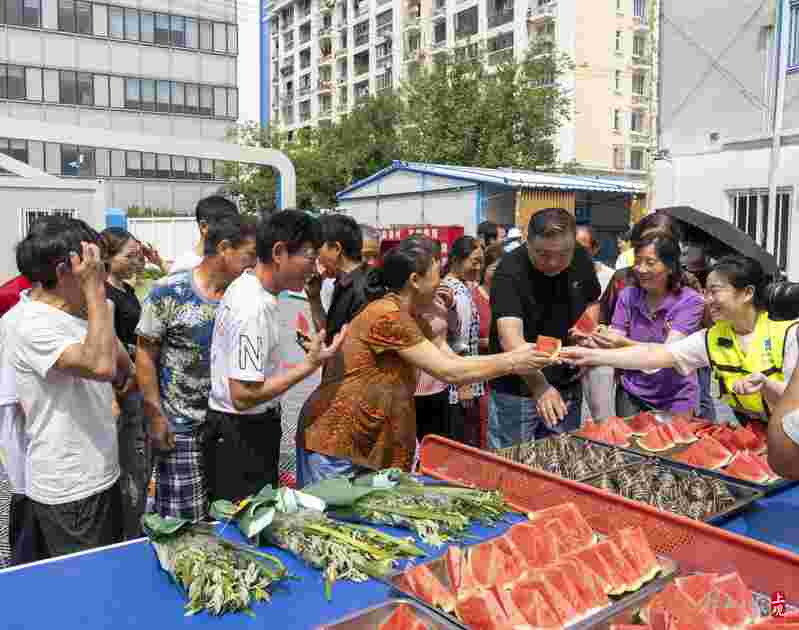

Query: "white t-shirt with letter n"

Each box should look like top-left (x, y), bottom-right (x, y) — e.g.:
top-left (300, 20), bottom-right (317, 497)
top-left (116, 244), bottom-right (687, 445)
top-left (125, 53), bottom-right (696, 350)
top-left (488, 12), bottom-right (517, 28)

top-left (12, 300), bottom-right (119, 505)
top-left (209, 271), bottom-right (281, 415)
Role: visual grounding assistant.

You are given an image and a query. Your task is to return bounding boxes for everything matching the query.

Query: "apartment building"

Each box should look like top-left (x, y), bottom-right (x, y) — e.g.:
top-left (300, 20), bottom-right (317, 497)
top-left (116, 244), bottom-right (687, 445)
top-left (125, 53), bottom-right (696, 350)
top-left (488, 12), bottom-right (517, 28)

top-left (0, 0), bottom-right (239, 215)
top-left (261, 0), bottom-right (657, 178)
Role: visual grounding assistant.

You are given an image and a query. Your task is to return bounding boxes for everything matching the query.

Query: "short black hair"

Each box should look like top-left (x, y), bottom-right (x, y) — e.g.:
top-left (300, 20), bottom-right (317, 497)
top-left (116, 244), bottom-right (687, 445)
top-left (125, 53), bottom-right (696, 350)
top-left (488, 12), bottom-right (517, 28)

top-left (527, 208), bottom-right (577, 241)
top-left (195, 195), bottom-right (238, 226)
top-left (712, 255), bottom-right (769, 309)
top-left (403, 233), bottom-right (442, 260)
top-left (321, 213), bottom-right (363, 261)
top-left (630, 211), bottom-right (682, 246)
top-left (256, 209), bottom-right (323, 263)
top-left (16, 217), bottom-right (99, 288)
top-left (477, 221), bottom-right (499, 243)
top-left (204, 215), bottom-right (257, 256)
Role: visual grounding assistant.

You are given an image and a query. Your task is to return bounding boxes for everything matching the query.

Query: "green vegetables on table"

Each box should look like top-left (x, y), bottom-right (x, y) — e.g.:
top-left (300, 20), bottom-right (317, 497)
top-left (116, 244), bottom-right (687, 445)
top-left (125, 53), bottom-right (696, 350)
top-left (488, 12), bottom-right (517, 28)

top-left (142, 514), bottom-right (290, 617)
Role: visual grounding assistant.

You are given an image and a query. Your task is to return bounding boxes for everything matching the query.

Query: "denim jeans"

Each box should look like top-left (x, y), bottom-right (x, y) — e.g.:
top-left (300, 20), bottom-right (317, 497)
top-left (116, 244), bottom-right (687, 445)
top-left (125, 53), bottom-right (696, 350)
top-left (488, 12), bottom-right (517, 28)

top-left (295, 445), bottom-right (365, 488)
top-left (697, 366), bottom-right (717, 422)
top-left (487, 383), bottom-right (583, 450)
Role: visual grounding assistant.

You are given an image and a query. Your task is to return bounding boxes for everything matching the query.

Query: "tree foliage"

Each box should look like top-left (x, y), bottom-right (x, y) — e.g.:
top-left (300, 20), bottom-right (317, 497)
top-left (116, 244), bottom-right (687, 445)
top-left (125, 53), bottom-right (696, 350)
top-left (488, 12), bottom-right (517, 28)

top-left (225, 41), bottom-right (573, 212)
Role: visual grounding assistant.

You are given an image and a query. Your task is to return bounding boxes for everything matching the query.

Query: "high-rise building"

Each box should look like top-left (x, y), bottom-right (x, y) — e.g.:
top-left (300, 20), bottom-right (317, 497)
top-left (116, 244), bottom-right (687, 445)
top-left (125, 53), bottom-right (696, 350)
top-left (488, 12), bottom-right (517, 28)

top-left (0, 0), bottom-right (240, 213)
top-left (260, 0), bottom-right (658, 178)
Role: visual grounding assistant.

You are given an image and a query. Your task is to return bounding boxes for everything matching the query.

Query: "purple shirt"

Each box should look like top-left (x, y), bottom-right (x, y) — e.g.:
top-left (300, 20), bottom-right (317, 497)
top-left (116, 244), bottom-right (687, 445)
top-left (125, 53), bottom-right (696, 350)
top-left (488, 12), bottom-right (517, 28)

top-left (611, 286), bottom-right (705, 412)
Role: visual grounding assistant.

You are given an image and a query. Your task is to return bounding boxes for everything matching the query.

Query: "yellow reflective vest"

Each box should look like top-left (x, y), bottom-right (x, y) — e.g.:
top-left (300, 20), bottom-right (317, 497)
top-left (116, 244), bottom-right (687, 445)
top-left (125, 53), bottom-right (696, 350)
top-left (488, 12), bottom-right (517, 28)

top-left (706, 311), bottom-right (799, 417)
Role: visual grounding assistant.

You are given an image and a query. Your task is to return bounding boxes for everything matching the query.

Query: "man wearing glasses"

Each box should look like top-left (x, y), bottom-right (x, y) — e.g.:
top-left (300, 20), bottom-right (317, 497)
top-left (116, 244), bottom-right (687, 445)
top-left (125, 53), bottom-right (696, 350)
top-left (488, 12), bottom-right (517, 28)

top-left (206, 210), bottom-right (345, 503)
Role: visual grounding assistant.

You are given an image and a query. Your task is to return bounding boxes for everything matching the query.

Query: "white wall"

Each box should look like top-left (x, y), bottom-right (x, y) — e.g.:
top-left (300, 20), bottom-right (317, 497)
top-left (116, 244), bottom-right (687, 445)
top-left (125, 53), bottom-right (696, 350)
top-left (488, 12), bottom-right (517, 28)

top-left (653, 141), bottom-right (799, 280)
top-left (128, 217), bottom-right (199, 264)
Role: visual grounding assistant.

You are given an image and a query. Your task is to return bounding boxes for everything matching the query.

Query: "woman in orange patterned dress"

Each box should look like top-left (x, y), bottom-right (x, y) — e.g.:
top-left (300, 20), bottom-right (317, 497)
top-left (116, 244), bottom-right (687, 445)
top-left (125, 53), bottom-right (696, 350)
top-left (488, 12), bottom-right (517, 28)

top-left (296, 237), bottom-right (556, 486)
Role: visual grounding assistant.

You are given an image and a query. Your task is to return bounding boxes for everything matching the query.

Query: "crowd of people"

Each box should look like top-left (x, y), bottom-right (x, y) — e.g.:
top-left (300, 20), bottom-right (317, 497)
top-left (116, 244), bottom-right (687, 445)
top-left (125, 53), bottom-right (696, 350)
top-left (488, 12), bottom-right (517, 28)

top-left (1, 199), bottom-right (799, 568)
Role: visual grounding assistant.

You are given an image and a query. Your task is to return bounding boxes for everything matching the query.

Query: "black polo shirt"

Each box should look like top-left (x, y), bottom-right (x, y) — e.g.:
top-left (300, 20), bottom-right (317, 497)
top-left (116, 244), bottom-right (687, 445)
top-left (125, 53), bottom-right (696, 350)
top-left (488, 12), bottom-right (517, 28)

top-left (326, 264), bottom-right (369, 340)
top-left (489, 243), bottom-right (601, 395)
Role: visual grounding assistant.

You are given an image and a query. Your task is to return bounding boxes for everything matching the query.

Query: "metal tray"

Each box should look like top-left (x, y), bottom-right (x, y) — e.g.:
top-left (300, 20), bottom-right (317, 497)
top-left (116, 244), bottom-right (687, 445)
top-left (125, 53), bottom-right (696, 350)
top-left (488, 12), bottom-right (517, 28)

top-left (316, 599), bottom-right (463, 630)
top-left (581, 460), bottom-right (763, 525)
top-left (577, 432), bottom-right (796, 495)
top-left (590, 581), bottom-right (799, 628)
top-left (491, 434), bottom-right (645, 483)
top-left (388, 536), bottom-right (678, 630)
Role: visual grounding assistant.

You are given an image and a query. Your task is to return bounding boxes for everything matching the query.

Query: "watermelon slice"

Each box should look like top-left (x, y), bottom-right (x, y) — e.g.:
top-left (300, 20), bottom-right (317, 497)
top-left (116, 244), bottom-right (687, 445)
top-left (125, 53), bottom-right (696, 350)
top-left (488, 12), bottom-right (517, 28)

top-left (732, 424), bottom-right (762, 452)
top-left (455, 589), bottom-right (512, 630)
top-left (750, 452), bottom-right (780, 481)
top-left (577, 418), bottom-right (603, 440)
top-left (725, 452), bottom-right (771, 483)
top-left (568, 545), bottom-right (618, 595)
top-left (611, 526), bottom-right (661, 587)
top-left (642, 583), bottom-right (713, 629)
top-left (526, 503), bottom-right (596, 551)
top-left (506, 522), bottom-right (559, 570)
top-left (675, 573), bottom-right (718, 607)
top-left (673, 436), bottom-right (733, 470)
top-left (523, 572), bottom-right (579, 625)
top-left (493, 535), bottom-right (527, 587)
top-left (557, 558), bottom-right (610, 612)
top-left (295, 312), bottom-right (311, 336)
top-left (592, 540), bottom-right (640, 595)
top-left (610, 416), bottom-right (635, 440)
top-left (670, 415), bottom-right (699, 444)
top-left (510, 581), bottom-right (564, 629)
top-left (536, 335), bottom-right (562, 356)
top-left (628, 411), bottom-right (658, 435)
top-left (748, 422), bottom-right (769, 454)
top-left (710, 425), bottom-right (740, 454)
top-left (379, 604), bottom-right (426, 630)
top-left (536, 565), bottom-right (590, 619)
top-left (489, 584), bottom-right (529, 627)
top-left (701, 571), bottom-right (754, 628)
top-left (658, 423), bottom-right (681, 445)
top-left (574, 310), bottom-right (598, 335)
top-left (407, 564), bottom-right (456, 612)
top-left (468, 541), bottom-right (502, 589)
top-left (638, 425), bottom-right (675, 452)
top-left (445, 546), bottom-right (463, 593)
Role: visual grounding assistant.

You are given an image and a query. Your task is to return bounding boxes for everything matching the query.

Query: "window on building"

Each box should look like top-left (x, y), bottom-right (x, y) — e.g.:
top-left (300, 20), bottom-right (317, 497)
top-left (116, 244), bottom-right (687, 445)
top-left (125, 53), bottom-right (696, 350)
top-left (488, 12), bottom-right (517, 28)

top-left (58, 0), bottom-right (74, 31)
top-left (0, 138), bottom-right (28, 166)
top-left (140, 11), bottom-right (154, 42)
top-left (125, 78), bottom-right (140, 108)
top-left (172, 155), bottom-right (186, 178)
top-left (124, 8), bottom-right (138, 41)
top-left (126, 151), bottom-right (141, 177)
top-left (731, 190), bottom-right (792, 271)
top-left (199, 20), bottom-right (213, 50)
top-left (199, 85), bottom-right (212, 116)
top-left (790, 2), bottom-right (799, 69)
top-left (187, 157), bottom-right (200, 179)
top-left (171, 15), bottom-right (186, 46)
top-left (59, 70), bottom-right (77, 104)
top-left (140, 78), bottom-right (155, 111)
top-left (22, 0), bottom-right (41, 26)
top-left (2, 65), bottom-right (25, 99)
top-left (227, 24), bottom-right (238, 53)
top-left (61, 143), bottom-right (80, 176)
top-left (631, 110), bottom-right (644, 132)
top-left (76, 0), bottom-right (91, 33)
top-left (185, 17), bottom-right (198, 48)
top-left (155, 13), bottom-right (170, 44)
top-left (93, 74), bottom-right (108, 106)
top-left (185, 83), bottom-right (199, 114)
top-left (77, 71), bottom-right (92, 105)
top-left (171, 81), bottom-right (184, 113)
top-left (455, 6), bottom-right (478, 39)
top-left (630, 148), bottom-right (644, 170)
top-left (25, 67), bottom-right (42, 100)
top-left (615, 69), bottom-right (622, 91)
top-left (141, 152), bottom-right (156, 177)
top-left (227, 89), bottom-right (237, 118)
top-left (632, 72), bottom-right (646, 95)
top-left (109, 6), bottom-right (123, 38)
top-left (633, 34), bottom-right (645, 57)
top-left (157, 153), bottom-right (171, 178)
top-left (633, 0), bottom-right (646, 20)
top-left (613, 108), bottom-right (621, 131)
top-left (157, 80), bottom-right (170, 112)
top-left (613, 146), bottom-right (624, 170)
top-left (201, 158), bottom-right (213, 180)
top-left (434, 21), bottom-right (446, 44)
top-left (615, 30), bottom-right (622, 52)
top-left (214, 22), bottom-right (226, 52)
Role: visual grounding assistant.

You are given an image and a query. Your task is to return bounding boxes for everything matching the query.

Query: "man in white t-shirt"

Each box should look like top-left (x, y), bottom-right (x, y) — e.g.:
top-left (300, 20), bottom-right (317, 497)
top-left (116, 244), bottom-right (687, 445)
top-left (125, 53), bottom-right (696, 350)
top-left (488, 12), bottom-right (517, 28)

top-left (10, 220), bottom-right (132, 559)
top-left (169, 195), bottom-right (238, 274)
top-left (205, 210), bottom-right (346, 502)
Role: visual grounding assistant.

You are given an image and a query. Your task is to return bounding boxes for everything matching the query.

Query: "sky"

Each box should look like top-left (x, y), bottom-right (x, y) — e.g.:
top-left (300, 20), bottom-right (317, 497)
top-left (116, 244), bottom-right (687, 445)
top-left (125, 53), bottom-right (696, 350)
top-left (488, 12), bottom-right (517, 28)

top-left (237, 0), bottom-right (262, 124)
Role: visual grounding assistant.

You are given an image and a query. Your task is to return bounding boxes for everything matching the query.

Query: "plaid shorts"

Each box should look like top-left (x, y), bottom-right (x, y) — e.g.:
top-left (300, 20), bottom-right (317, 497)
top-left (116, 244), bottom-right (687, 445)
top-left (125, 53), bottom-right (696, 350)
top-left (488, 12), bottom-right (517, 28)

top-left (153, 429), bottom-right (206, 522)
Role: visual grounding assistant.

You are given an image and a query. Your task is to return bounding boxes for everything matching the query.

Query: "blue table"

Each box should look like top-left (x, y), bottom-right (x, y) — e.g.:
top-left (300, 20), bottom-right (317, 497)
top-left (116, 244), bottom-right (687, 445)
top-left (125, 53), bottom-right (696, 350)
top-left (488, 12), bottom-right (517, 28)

top-left (0, 516), bottom-right (523, 629)
top-left (720, 482), bottom-right (799, 556)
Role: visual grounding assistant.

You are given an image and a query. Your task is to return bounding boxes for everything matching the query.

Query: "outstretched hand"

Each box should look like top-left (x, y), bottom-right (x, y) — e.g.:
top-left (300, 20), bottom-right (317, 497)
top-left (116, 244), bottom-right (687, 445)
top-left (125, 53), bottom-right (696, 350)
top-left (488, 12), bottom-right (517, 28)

top-left (558, 346), bottom-right (601, 367)
top-left (732, 373), bottom-right (767, 396)
top-left (307, 325), bottom-right (349, 368)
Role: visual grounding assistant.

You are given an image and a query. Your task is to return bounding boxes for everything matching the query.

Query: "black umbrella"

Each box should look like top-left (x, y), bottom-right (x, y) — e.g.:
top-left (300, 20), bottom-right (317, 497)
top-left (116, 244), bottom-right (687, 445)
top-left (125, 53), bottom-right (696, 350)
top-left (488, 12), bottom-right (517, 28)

top-left (658, 206), bottom-right (779, 276)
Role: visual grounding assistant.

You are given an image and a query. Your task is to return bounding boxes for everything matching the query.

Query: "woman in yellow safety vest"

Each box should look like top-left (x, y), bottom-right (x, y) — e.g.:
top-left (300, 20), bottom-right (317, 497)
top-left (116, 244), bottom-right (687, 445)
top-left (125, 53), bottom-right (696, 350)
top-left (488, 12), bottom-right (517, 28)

top-left (561, 255), bottom-right (799, 424)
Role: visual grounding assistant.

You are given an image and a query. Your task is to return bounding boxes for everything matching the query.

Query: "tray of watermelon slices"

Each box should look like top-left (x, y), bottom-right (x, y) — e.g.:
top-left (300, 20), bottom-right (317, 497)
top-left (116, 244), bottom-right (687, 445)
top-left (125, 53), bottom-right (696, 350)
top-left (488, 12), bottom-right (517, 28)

top-left (317, 599), bottom-right (463, 630)
top-left (389, 502), bottom-right (679, 630)
top-left (595, 569), bottom-right (798, 629)
top-left (575, 413), bottom-right (796, 494)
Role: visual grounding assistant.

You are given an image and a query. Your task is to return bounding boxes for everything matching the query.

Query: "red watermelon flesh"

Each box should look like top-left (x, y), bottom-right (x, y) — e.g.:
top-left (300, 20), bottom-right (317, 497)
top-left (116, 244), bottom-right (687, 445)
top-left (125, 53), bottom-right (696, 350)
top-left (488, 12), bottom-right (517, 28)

top-left (536, 565), bottom-right (588, 619)
top-left (523, 572), bottom-right (579, 625)
top-left (408, 564), bottom-right (456, 612)
top-left (536, 335), bottom-right (562, 356)
top-left (674, 437), bottom-right (733, 470)
top-left (670, 416), bottom-right (699, 444)
top-left (593, 540), bottom-right (640, 595)
top-left (569, 545), bottom-right (617, 595)
top-left (750, 452), bottom-right (780, 481)
top-left (459, 552), bottom-right (481, 595)
top-left (675, 573), bottom-right (718, 607)
top-left (612, 526), bottom-right (661, 587)
top-left (510, 581), bottom-right (564, 629)
top-left (577, 418), bottom-right (603, 441)
top-left (557, 558), bottom-right (609, 612)
top-left (455, 589), bottom-right (513, 630)
top-left (725, 452), bottom-right (771, 483)
top-left (445, 546), bottom-right (463, 593)
top-left (702, 436), bottom-right (734, 467)
top-left (378, 603), bottom-right (423, 630)
top-left (610, 416), bottom-right (635, 440)
top-left (468, 541), bottom-right (501, 589)
top-left (493, 534), bottom-right (526, 587)
top-left (506, 522), bottom-right (560, 570)
top-left (638, 425), bottom-right (674, 452)
top-left (574, 310), bottom-right (597, 334)
top-left (658, 423), bottom-right (682, 446)
top-left (545, 517), bottom-right (583, 557)
top-left (732, 424), bottom-right (762, 451)
top-left (527, 503), bottom-right (596, 551)
top-left (748, 422), bottom-right (769, 453)
top-left (643, 583), bottom-right (713, 629)
top-left (711, 426), bottom-right (740, 454)
top-left (703, 572), bottom-right (753, 628)
top-left (295, 312), bottom-right (311, 336)
top-left (489, 585), bottom-right (529, 627)
top-left (629, 412), bottom-right (658, 435)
